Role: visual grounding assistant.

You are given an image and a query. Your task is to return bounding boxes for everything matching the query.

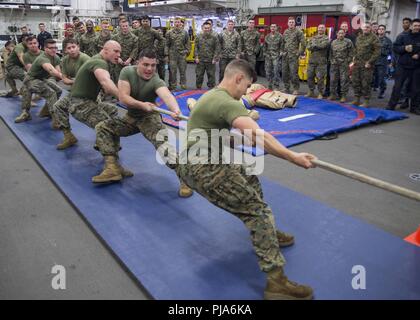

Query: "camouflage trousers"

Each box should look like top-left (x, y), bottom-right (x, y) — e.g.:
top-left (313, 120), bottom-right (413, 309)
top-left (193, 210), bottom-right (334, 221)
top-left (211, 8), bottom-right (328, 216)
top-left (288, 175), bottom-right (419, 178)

top-left (282, 55), bottom-right (300, 92)
top-left (169, 54), bottom-right (187, 89)
top-left (95, 112), bottom-right (178, 170)
top-left (5, 65), bottom-right (25, 91)
top-left (52, 95), bottom-right (71, 129)
top-left (156, 60), bottom-right (166, 81)
top-left (243, 53), bottom-right (256, 72)
top-left (177, 163), bottom-right (286, 272)
top-left (219, 57), bottom-right (235, 82)
top-left (265, 56), bottom-right (280, 87)
top-left (331, 63), bottom-right (350, 97)
top-left (196, 62), bottom-right (216, 89)
top-left (307, 61), bottom-right (327, 94)
top-left (56, 97), bottom-right (119, 133)
top-left (352, 63), bottom-right (374, 99)
top-left (21, 78), bottom-right (62, 113)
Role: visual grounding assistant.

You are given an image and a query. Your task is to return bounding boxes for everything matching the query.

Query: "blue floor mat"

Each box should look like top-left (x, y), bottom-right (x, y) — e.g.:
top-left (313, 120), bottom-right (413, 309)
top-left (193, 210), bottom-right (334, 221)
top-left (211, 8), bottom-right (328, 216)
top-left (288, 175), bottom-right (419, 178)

top-left (1, 98), bottom-right (419, 300)
top-left (154, 90), bottom-right (408, 156)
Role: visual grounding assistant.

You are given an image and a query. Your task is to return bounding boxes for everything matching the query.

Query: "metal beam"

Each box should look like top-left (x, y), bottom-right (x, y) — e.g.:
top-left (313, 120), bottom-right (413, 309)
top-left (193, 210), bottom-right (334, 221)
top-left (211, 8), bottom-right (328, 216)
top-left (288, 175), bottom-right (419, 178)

top-left (258, 4), bottom-right (345, 15)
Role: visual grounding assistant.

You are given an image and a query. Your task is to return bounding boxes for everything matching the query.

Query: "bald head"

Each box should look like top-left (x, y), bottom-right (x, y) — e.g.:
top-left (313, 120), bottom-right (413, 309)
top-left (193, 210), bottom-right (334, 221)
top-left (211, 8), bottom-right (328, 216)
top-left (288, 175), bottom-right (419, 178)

top-left (102, 40), bottom-right (121, 64)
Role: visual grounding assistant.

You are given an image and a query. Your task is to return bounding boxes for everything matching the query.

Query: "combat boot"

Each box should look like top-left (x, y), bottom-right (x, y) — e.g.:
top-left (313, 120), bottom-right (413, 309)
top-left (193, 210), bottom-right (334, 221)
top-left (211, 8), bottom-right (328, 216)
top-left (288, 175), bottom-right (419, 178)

top-left (264, 267), bottom-right (313, 300)
top-left (339, 96), bottom-right (347, 103)
top-left (38, 104), bottom-right (51, 118)
top-left (351, 97), bottom-right (361, 106)
top-left (180, 84), bottom-right (187, 90)
top-left (57, 129), bottom-right (78, 150)
top-left (117, 164), bottom-right (134, 178)
top-left (317, 94), bottom-right (323, 99)
top-left (92, 156), bottom-right (122, 184)
top-left (5, 89), bottom-right (19, 98)
top-left (14, 110), bottom-right (31, 123)
top-left (328, 95), bottom-right (337, 101)
top-left (304, 91), bottom-right (315, 98)
top-left (277, 230), bottom-right (294, 247)
top-left (178, 181), bottom-right (193, 198)
top-left (360, 99), bottom-right (370, 108)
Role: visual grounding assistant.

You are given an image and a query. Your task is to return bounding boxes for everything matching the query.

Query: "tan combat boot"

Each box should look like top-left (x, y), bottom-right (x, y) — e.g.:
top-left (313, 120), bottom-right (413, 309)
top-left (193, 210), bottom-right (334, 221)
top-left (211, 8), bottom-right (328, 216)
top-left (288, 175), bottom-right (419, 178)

top-left (351, 97), bottom-right (361, 106)
top-left (92, 156), bottom-right (123, 184)
top-left (14, 110), bottom-right (31, 123)
top-left (277, 230), bottom-right (295, 247)
top-left (118, 164), bottom-right (134, 178)
top-left (304, 91), bottom-right (315, 98)
top-left (178, 181), bottom-right (193, 198)
top-left (264, 267), bottom-right (314, 300)
top-left (57, 129), bottom-right (78, 150)
top-left (339, 96), bottom-right (347, 103)
top-left (317, 94), bottom-right (323, 99)
top-left (38, 104), bottom-right (51, 118)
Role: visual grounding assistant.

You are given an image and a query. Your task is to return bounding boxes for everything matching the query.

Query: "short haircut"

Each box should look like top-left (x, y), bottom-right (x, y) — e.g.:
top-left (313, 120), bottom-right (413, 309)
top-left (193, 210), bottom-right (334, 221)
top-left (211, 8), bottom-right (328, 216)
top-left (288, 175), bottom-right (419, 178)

top-left (44, 39), bottom-right (56, 47)
top-left (288, 17), bottom-right (295, 21)
top-left (227, 20), bottom-right (234, 24)
top-left (403, 17), bottom-right (412, 23)
top-left (72, 16), bottom-right (79, 22)
top-left (20, 34), bottom-right (31, 41)
top-left (138, 48), bottom-right (157, 60)
top-left (5, 40), bottom-right (16, 47)
top-left (413, 18), bottom-right (420, 24)
top-left (120, 19), bottom-right (128, 24)
top-left (203, 22), bottom-right (211, 27)
top-left (39, 23), bottom-right (45, 26)
top-left (378, 24), bottom-right (386, 29)
top-left (140, 15), bottom-right (150, 20)
top-left (26, 35), bottom-right (37, 42)
top-left (225, 59), bottom-right (257, 83)
top-left (64, 38), bottom-right (79, 48)
top-left (206, 19), bottom-right (213, 25)
top-left (371, 21), bottom-right (378, 25)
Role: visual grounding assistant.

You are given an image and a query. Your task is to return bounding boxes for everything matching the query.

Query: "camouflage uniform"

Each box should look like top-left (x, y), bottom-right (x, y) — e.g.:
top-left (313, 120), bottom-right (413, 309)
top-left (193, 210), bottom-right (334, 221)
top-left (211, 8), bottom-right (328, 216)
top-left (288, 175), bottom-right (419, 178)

top-left (79, 31), bottom-right (97, 57)
top-left (165, 28), bottom-right (190, 89)
top-left (136, 26), bottom-right (164, 56)
top-left (111, 31), bottom-right (139, 83)
top-left (330, 38), bottom-right (354, 97)
top-left (219, 29), bottom-right (241, 81)
top-left (352, 33), bottom-right (381, 100)
top-left (264, 32), bottom-right (283, 89)
top-left (96, 112), bottom-right (177, 170)
top-left (240, 29), bottom-right (260, 71)
top-left (177, 163), bottom-right (285, 272)
top-left (306, 34), bottom-right (330, 94)
top-left (5, 43), bottom-right (27, 92)
top-left (53, 52), bottom-right (90, 130)
top-left (56, 97), bottom-right (119, 131)
top-left (281, 28), bottom-right (306, 92)
top-left (194, 32), bottom-right (220, 89)
top-left (95, 31), bottom-right (112, 54)
top-left (155, 36), bottom-right (166, 81)
top-left (21, 53), bottom-right (62, 113)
